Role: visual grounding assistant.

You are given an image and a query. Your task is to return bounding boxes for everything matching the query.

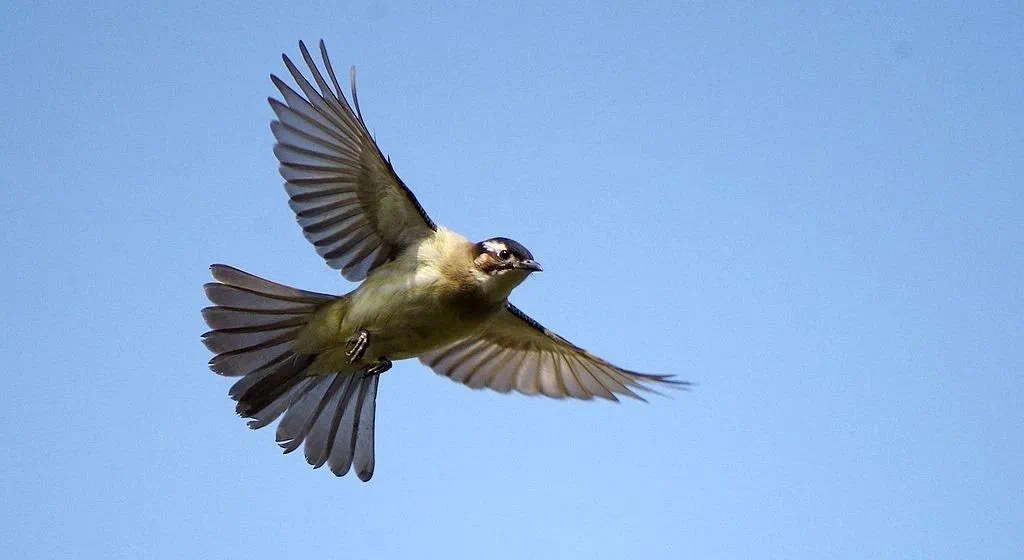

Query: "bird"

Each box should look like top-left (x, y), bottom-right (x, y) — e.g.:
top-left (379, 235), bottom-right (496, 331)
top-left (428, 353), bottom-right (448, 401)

top-left (201, 40), bottom-right (688, 481)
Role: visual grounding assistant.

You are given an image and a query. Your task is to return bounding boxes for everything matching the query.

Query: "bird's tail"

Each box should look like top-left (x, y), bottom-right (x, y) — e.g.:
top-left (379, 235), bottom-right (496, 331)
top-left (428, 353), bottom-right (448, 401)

top-left (201, 264), bottom-right (381, 481)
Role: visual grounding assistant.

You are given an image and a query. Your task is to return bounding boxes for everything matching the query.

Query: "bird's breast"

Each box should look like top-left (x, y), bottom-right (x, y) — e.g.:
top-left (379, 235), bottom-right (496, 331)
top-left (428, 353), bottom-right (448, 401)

top-left (342, 261), bottom-right (501, 360)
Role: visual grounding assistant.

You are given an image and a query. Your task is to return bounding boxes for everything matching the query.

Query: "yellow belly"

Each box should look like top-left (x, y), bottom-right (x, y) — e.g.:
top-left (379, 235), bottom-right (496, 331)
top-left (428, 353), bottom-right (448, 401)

top-left (339, 263), bottom-right (498, 361)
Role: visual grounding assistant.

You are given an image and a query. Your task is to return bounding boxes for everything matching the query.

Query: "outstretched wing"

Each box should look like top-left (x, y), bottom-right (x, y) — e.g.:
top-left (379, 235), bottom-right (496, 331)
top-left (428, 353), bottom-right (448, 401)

top-left (270, 40), bottom-right (436, 281)
top-left (420, 304), bottom-right (689, 401)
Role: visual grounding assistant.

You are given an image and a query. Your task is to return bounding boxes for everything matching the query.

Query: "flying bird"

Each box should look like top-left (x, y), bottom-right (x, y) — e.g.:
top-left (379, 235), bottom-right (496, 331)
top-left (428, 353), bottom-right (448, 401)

top-left (201, 40), bottom-right (687, 481)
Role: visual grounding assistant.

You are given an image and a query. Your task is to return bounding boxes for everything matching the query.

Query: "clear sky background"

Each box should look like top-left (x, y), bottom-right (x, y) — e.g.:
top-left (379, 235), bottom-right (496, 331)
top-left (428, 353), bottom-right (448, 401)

top-left (2, 2), bottom-right (1022, 558)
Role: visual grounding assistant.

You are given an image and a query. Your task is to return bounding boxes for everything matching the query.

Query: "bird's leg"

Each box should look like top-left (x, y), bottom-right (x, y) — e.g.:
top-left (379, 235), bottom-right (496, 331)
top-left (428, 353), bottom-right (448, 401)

top-left (363, 358), bottom-right (392, 377)
top-left (345, 328), bottom-right (370, 363)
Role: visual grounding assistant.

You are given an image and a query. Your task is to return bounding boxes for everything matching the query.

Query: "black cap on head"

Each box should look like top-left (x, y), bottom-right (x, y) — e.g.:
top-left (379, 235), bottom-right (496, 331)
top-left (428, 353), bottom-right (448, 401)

top-left (476, 237), bottom-right (535, 261)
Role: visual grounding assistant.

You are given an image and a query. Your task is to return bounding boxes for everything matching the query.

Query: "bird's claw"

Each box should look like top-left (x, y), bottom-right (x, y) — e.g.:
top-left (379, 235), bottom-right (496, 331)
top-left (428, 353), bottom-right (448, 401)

top-left (345, 329), bottom-right (370, 363)
top-left (363, 358), bottom-right (392, 377)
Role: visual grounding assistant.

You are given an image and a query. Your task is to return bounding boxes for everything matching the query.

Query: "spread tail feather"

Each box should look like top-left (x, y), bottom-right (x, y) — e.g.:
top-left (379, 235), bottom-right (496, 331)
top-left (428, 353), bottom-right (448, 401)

top-left (201, 264), bottom-right (380, 481)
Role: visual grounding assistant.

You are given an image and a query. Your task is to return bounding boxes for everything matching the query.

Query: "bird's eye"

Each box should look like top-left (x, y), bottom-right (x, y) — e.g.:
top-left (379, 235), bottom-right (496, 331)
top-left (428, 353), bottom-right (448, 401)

top-left (498, 249), bottom-right (511, 260)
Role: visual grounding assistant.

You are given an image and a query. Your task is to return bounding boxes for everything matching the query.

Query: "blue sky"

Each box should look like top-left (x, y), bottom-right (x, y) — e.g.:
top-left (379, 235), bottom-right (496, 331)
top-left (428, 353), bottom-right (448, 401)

top-left (2, 1), bottom-right (1022, 558)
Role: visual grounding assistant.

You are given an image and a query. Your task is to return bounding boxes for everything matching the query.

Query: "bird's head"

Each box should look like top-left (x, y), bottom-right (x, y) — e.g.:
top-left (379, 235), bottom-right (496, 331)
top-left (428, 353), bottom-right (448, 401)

top-left (472, 237), bottom-right (542, 300)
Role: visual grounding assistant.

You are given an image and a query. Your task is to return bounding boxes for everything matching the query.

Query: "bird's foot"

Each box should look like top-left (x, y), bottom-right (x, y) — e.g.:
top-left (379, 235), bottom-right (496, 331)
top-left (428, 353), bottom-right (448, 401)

top-left (345, 329), bottom-right (370, 363)
top-left (363, 358), bottom-right (392, 377)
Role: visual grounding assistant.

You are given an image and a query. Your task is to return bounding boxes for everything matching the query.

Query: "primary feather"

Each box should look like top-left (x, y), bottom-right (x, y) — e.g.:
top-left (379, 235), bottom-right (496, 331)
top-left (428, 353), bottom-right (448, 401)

top-left (270, 40), bottom-right (435, 281)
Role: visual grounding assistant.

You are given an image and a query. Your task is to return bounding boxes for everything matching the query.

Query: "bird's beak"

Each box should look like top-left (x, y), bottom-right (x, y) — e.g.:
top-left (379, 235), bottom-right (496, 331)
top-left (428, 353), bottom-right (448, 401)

top-left (516, 260), bottom-right (543, 272)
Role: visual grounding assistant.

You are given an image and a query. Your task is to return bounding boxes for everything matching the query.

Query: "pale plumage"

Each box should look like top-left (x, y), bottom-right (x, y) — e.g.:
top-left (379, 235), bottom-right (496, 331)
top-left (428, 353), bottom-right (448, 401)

top-left (201, 40), bottom-right (688, 481)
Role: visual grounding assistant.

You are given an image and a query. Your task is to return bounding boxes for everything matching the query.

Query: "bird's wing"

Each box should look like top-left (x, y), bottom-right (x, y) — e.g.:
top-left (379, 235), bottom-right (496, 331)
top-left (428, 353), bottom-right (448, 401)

top-left (420, 304), bottom-right (689, 401)
top-left (270, 40), bottom-right (437, 281)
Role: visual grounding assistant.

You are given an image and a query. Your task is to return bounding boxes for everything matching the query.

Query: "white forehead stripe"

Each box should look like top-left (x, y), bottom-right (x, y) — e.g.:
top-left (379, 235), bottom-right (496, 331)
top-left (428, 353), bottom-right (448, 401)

top-left (482, 240), bottom-right (507, 254)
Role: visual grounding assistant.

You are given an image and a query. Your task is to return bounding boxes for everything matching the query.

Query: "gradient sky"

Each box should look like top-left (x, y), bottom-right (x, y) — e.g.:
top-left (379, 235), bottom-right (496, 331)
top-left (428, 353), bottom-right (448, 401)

top-left (2, 2), bottom-right (1022, 558)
